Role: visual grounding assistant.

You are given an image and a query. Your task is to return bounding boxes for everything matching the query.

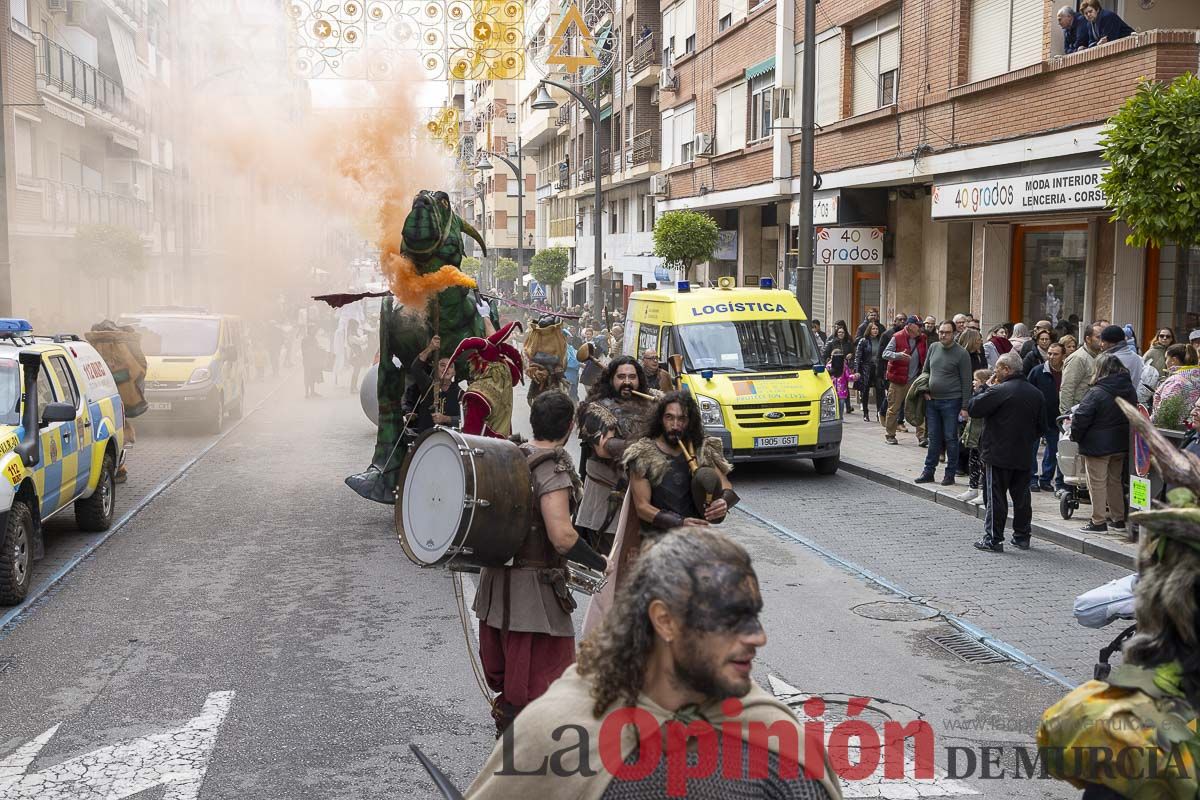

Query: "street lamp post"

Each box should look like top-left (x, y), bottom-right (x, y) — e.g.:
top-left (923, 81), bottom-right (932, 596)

top-left (532, 80), bottom-right (603, 323)
top-left (476, 137), bottom-right (525, 289)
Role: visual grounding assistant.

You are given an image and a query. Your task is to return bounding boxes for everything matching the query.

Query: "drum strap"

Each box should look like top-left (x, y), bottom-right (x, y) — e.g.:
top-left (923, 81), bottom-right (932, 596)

top-left (502, 568), bottom-right (511, 637)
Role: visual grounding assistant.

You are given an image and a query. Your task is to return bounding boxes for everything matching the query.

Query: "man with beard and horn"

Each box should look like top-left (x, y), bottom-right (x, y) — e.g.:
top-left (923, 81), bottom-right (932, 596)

top-left (1038, 400), bottom-right (1200, 799)
top-left (575, 356), bottom-right (654, 554)
top-left (624, 390), bottom-right (737, 536)
top-left (449, 321), bottom-right (524, 439)
top-left (466, 528), bottom-right (843, 799)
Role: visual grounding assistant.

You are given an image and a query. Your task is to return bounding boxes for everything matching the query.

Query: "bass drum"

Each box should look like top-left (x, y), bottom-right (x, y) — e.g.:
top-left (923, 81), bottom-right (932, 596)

top-left (396, 427), bottom-right (532, 569)
top-left (359, 363), bottom-right (379, 425)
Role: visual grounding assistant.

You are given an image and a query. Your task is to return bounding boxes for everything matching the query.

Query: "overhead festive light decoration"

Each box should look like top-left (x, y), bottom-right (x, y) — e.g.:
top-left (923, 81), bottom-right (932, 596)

top-left (286, 0), bottom-right (524, 80)
top-left (424, 105), bottom-right (461, 151)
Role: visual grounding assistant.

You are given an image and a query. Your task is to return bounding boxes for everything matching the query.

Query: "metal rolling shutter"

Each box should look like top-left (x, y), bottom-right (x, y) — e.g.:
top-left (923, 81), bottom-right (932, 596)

top-left (967, 0), bottom-right (1010, 83)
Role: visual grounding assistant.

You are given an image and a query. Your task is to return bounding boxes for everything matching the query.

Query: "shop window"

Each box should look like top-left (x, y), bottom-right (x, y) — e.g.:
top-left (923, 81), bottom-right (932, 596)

top-left (1156, 244), bottom-right (1200, 342)
top-left (1012, 227), bottom-right (1088, 333)
top-left (967, 0), bottom-right (1043, 84)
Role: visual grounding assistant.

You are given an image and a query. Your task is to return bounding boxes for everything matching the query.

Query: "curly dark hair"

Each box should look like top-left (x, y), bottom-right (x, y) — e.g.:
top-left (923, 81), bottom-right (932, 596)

top-left (577, 529), bottom-right (755, 717)
top-left (576, 355), bottom-right (648, 425)
top-left (643, 390), bottom-right (705, 452)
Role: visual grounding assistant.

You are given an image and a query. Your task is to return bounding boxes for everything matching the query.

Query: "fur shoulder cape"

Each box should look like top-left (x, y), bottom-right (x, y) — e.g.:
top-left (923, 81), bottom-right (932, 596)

top-left (622, 436), bottom-right (731, 486)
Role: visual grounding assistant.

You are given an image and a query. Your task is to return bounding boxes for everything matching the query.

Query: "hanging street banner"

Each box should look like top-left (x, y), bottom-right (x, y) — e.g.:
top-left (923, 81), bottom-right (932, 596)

top-left (814, 226), bottom-right (885, 267)
top-left (931, 167), bottom-right (1108, 219)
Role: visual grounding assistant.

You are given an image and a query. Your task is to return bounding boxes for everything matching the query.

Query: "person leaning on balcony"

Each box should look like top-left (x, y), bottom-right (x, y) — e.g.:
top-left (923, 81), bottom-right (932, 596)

top-left (1079, 0), bottom-right (1134, 47)
top-left (1056, 6), bottom-right (1090, 54)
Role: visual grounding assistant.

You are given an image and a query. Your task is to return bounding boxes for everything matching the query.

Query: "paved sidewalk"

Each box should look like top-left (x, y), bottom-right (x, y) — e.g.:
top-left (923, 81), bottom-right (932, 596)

top-left (836, 412), bottom-right (1138, 569)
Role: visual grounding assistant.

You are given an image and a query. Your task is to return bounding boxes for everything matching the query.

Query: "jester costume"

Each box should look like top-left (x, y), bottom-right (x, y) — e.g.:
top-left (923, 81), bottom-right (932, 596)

top-left (450, 322), bottom-right (523, 439)
top-left (336, 190), bottom-right (498, 504)
top-left (1039, 399), bottom-right (1200, 799)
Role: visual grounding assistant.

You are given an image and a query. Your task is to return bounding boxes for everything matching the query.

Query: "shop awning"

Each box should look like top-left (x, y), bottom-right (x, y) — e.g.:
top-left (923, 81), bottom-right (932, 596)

top-left (744, 56), bottom-right (775, 80)
top-left (599, 105), bottom-right (612, 121)
top-left (108, 18), bottom-right (143, 100)
top-left (564, 270), bottom-right (594, 287)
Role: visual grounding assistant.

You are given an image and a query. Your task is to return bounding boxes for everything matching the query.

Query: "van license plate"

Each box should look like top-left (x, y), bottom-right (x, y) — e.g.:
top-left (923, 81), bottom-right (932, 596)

top-left (754, 435), bottom-right (798, 448)
top-left (150, 402), bottom-right (172, 411)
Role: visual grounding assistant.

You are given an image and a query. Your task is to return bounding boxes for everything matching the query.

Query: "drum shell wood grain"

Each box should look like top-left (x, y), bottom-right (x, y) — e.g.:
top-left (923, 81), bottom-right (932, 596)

top-left (395, 427), bottom-right (532, 569)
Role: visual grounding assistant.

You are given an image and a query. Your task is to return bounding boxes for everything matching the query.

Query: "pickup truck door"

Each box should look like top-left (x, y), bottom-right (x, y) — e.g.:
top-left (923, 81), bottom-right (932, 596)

top-left (43, 354), bottom-right (90, 511)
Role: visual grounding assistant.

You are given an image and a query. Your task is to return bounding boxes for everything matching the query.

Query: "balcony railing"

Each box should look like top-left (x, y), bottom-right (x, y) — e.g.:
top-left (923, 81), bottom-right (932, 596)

top-left (556, 104), bottom-right (571, 126)
top-left (631, 129), bottom-right (657, 165)
top-left (34, 34), bottom-right (144, 129)
top-left (550, 218), bottom-right (576, 238)
top-left (629, 37), bottom-right (657, 73)
top-left (579, 151), bottom-right (613, 183)
top-left (38, 178), bottom-right (151, 235)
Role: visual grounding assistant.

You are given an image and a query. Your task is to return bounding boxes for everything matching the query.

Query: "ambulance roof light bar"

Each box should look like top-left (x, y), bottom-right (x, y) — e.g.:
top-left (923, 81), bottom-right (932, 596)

top-left (760, 277), bottom-right (775, 289)
top-left (676, 280), bottom-right (690, 293)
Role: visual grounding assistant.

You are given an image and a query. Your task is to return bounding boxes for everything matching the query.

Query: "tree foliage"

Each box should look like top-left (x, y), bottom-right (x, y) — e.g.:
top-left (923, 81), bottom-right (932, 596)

top-left (653, 210), bottom-right (720, 278)
top-left (495, 257), bottom-right (519, 283)
top-left (460, 255), bottom-right (481, 277)
top-left (530, 247), bottom-right (569, 288)
top-left (75, 224), bottom-right (146, 275)
top-left (1101, 73), bottom-right (1200, 249)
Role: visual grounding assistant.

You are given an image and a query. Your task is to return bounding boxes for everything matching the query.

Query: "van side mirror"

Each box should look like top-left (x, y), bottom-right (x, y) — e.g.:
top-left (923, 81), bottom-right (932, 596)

top-left (41, 401), bottom-right (76, 426)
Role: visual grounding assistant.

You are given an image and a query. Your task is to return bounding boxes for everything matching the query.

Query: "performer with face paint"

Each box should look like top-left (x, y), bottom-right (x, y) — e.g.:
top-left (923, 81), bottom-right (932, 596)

top-left (466, 529), bottom-right (843, 799)
top-left (449, 321), bottom-right (524, 439)
top-left (624, 391), bottom-right (737, 535)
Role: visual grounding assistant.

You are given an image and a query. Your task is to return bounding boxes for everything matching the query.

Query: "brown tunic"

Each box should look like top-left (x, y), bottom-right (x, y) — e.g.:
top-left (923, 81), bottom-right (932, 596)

top-left (472, 445), bottom-right (579, 637)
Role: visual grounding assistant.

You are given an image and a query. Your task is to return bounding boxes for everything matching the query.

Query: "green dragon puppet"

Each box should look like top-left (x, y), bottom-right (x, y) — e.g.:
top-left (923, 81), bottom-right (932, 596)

top-left (319, 189), bottom-right (499, 504)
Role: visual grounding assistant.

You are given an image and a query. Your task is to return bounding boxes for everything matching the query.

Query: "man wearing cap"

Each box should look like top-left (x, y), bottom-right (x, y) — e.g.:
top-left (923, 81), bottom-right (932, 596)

top-left (882, 316), bottom-right (928, 445)
top-left (1189, 329), bottom-right (1200, 348)
top-left (1098, 324), bottom-right (1143, 387)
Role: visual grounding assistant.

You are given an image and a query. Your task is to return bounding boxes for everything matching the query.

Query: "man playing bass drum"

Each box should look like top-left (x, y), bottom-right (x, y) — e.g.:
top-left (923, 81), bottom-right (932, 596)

top-left (471, 391), bottom-right (609, 736)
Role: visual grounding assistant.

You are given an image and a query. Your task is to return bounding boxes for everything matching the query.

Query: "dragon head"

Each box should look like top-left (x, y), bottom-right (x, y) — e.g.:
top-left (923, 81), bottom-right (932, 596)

top-left (401, 189), bottom-right (486, 274)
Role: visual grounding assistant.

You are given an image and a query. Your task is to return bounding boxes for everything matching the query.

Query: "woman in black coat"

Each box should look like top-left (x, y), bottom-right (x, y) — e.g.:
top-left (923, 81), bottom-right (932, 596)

top-left (822, 323), bottom-right (854, 365)
top-left (1070, 354), bottom-right (1138, 534)
top-left (854, 320), bottom-right (885, 421)
top-left (1022, 328), bottom-right (1054, 376)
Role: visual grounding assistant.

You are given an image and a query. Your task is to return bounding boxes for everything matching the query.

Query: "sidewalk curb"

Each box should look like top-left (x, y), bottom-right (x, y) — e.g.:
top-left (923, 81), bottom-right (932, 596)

top-left (839, 457), bottom-right (1136, 570)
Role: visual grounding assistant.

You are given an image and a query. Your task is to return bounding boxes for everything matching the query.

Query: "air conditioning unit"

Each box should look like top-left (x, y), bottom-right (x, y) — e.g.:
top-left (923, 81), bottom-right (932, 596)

top-left (507, 142), bottom-right (518, 157)
top-left (649, 87), bottom-right (660, 106)
top-left (693, 132), bottom-right (714, 157)
top-left (48, 0), bottom-right (65, 10)
top-left (650, 173), bottom-right (669, 196)
top-left (658, 68), bottom-right (677, 92)
top-left (66, 0), bottom-right (86, 24)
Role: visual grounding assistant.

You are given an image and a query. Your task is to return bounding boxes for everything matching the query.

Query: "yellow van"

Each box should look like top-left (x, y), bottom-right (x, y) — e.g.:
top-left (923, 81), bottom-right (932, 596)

top-left (118, 309), bottom-right (247, 434)
top-left (624, 279), bottom-right (842, 474)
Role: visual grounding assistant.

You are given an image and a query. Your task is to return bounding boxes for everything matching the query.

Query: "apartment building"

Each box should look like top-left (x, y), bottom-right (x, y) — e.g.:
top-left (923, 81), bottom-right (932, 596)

top-left (516, 0), bottom-right (665, 309)
top-left (655, 0), bottom-right (1200, 343)
top-left (462, 79), bottom-right (538, 282)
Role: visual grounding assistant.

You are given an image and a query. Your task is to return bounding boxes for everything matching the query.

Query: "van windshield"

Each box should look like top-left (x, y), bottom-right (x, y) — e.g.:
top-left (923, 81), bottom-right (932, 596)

top-left (0, 358), bottom-right (18, 426)
top-left (677, 319), bottom-right (820, 373)
top-left (126, 318), bottom-right (219, 357)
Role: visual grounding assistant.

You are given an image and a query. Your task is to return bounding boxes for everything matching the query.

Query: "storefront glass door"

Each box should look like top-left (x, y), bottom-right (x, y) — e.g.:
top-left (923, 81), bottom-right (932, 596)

top-left (1012, 226), bottom-right (1089, 334)
top-left (853, 270), bottom-right (880, 331)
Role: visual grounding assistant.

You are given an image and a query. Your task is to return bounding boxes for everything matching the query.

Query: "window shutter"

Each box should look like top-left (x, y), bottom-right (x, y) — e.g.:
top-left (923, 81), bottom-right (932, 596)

top-left (730, 81), bottom-right (747, 150)
top-left (815, 35), bottom-right (841, 126)
top-left (676, 106), bottom-right (695, 161)
top-left (968, 0), bottom-right (1011, 83)
top-left (851, 38), bottom-right (879, 116)
top-left (732, 0), bottom-right (748, 23)
top-left (661, 110), bottom-right (675, 168)
top-left (680, 0), bottom-right (696, 49)
top-left (716, 88), bottom-right (733, 154)
top-left (1009, 0), bottom-right (1044, 71)
top-left (663, 7), bottom-right (675, 60)
top-left (879, 28), bottom-right (900, 74)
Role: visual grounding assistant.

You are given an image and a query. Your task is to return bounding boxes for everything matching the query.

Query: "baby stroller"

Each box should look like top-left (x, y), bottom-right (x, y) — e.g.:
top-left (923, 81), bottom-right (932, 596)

top-left (1075, 573), bottom-right (1137, 680)
top-left (1056, 412), bottom-right (1090, 519)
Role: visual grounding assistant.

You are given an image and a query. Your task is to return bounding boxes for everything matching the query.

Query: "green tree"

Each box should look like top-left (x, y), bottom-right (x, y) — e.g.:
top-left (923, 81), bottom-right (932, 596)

top-left (495, 257), bottom-right (519, 283)
top-left (460, 255), bottom-right (481, 278)
top-left (74, 224), bottom-right (146, 275)
top-left (653, 210), bottom-right (719, 280)
top-left (530, 247), bottom-right (570, 303)
top-left (1101, 73), bottom-right (1200, 249)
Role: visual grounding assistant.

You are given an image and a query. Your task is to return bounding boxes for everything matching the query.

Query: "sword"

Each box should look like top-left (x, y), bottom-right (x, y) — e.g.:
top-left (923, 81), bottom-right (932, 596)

top-left (410, 744), bottom-right (465, 799)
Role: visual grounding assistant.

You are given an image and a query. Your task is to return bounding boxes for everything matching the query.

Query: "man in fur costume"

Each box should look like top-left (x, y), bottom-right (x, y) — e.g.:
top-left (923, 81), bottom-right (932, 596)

top-left (451, 321), bottom-right (523, 439)
top-left (523, 314), bottom-right (569, 401)
top-left (1038, 397), bottom-right (1200, 799)
top-left (467, 528), bottom-right (843, 799)
top-left (575, 356), bottom-right (654, 553)
top-left (624, 390), bottom-right (737, 535)
top-left (84, 321), bottom-right (148, 483)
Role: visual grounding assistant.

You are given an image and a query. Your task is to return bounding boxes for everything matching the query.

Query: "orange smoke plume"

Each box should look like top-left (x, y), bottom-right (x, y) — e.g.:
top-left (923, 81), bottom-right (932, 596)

top-left (382, 252), bottom-right (477, 308)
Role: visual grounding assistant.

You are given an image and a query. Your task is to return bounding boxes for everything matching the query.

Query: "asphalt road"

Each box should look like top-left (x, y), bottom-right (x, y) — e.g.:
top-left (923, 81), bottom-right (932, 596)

top-left (0, 380), bottom-right (1094, 798)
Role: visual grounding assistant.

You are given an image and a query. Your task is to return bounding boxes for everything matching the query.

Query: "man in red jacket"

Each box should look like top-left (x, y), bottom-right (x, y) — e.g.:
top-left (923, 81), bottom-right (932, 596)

top-left (882, 315), bottom-right (928, 445)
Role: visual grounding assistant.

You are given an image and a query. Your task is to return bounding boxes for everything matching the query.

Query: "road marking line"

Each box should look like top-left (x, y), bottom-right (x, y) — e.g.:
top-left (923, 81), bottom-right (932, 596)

top-left (0, 691), bottom-right (234, 799)
top-left (736, 504), bottom-right (1075, 689)
top-left (0, 382), bottom-right (286, 636)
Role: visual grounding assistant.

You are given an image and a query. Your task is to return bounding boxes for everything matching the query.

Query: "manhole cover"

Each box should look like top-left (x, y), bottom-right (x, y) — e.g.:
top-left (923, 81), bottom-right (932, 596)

top-left (851, 601), bottom-right (940, 622)
top-left (927, 631), bottom-right (1010, 664)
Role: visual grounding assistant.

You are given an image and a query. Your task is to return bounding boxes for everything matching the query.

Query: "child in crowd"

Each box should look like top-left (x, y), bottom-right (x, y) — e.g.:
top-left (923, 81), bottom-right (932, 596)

top-left (958, 368), bottom-right (992, 503)
top-left (827, 349), bottom-right (859, 417)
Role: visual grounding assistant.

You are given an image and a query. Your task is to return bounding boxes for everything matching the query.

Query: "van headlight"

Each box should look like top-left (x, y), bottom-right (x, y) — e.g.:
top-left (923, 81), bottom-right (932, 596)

top-left (820, 388), bottom-right (838, 421)
top-left (695, 394), bottom-right (723, 427)
top-left (188, 367), bottom-right (211, 384)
